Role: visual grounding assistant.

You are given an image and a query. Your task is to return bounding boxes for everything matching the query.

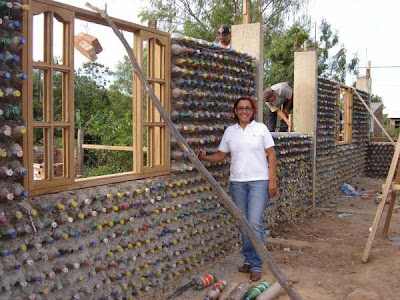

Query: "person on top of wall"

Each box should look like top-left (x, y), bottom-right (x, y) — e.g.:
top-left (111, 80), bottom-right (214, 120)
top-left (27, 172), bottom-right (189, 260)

top-left (195, 96), bottom-right (277, 282)
top-left (216, 24), bottom-right (231, 49)
top-left (264, 82), bottom-right (293, 132)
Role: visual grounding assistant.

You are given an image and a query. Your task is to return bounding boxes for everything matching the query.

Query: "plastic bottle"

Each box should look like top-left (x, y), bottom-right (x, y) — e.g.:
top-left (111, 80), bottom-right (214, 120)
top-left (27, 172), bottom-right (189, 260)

top-left (244, 280), bottom-right (272, 300)
top-left (9, 34), bottom-right (26, 53)
top-left (0, 17), bottom-right (20, 31)
top-left (8, 2), bottom-right (30, 20)
top-left (11, 124), bottom-right (26, 138)
top-left (256, 282), bottom-right (285, 300)
top-left (0, 164), bottom-right (13, 179)
top-left (205, 280), bottom-right (227, 300)
top-left (219, 282), bottom-right (239, 300)
top-left (228, 281), bottom-right (252, 300)
top-left (0, 124), bottom-right (11, 137)
top-left (193, 274), bottom-right (217, 290)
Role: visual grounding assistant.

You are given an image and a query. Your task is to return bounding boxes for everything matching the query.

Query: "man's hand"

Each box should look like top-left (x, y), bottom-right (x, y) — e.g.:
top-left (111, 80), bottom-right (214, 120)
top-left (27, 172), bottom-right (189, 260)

top-left (284, 118), bottom-right (292, 128)
top-left (283, 107), bottom-right (290, 116)
top-left (268, 179), bottom-right (278, 198)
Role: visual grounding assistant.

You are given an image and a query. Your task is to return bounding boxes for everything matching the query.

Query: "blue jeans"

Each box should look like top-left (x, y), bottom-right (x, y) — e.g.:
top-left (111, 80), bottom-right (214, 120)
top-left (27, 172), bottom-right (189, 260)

top-left (230, 180), bottom-right (269, 272)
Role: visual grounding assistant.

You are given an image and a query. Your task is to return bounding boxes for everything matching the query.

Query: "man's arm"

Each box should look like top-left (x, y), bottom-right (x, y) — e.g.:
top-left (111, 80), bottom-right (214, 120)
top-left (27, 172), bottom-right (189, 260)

top-left (266, 147), bottom-right (277, 198)
top-left (276, 109), bottom-right (291, 127)
top-left (283, 93), bottom-right (293, 115)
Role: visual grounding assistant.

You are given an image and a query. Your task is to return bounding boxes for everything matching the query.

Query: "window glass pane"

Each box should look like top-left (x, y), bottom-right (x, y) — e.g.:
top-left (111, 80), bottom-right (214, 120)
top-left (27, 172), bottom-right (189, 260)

top-left (153, 126), bottom-right (164, 166)
top-left (154, 40), bottom-right (164, 79)
top-left (82, 149), bottom-right (133, 177)
top-left (33, 69), bottom-right (45, 122)
top-left (143, 127), bottom-right (148, 167)
top-left (33, 13), bottom-right (44, 62)
top-left (53, 71), bottom-right (64, 121)
top-left (53, 15), bottom-right (64, 64)
top-left (143, 89), bottom-right (150, 122)
top-left (53, 127), bottom-right (64, 178)
top-left (33, 128), bottom-right (46, 180)
top-left (72, 20), bottom-right (135, 179)
top-left (154, 82), bottom-right (164, 122)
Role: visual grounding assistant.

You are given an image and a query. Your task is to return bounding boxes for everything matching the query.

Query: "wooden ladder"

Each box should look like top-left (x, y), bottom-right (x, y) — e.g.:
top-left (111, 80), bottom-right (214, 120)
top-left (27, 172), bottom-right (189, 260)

top-left (362, 134), bottom-right (400, 262)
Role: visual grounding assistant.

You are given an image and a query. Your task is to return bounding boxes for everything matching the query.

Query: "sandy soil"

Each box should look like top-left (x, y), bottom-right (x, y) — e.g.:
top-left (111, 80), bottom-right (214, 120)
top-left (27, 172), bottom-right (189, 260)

top-left (158, 175), bottom-right (400, 300)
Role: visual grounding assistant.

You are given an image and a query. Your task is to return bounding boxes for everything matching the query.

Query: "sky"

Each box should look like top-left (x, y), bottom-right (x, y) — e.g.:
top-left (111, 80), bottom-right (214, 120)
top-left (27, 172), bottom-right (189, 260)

top-left (59, 0), bottom-right (399, 117)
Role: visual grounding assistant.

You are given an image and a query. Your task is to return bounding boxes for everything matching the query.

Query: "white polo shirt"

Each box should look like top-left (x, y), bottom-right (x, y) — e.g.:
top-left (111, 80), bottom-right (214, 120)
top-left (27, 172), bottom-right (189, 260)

top-left (218, 121), bottom-right (275, 182)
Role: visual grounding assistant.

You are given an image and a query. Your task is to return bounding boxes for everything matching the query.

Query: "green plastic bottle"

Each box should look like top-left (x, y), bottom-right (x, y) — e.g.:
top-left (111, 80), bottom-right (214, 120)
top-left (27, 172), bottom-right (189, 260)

top-left (244, 280), bottom-right (272, 300)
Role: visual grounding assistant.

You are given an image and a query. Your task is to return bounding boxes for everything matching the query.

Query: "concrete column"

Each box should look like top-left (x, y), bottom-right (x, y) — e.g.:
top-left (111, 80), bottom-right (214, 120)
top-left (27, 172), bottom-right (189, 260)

top-left (231, 23), bottom-right (264, 122)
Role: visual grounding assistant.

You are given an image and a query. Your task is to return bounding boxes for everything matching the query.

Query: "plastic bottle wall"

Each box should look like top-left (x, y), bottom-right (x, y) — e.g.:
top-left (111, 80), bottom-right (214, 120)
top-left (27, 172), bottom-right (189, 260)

top-left (0, 22), bottom-right (378, 300)
top-left (0, 0), bottom-right (28, 204)
top-left (315, 78), bottom-right (370, 204)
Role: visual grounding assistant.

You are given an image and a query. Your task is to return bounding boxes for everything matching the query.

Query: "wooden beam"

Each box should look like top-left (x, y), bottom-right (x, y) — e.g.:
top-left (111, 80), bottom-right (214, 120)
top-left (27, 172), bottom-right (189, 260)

top-left (86, 3), bottom-right (303, 300)
top-left (362, 133), bottom-right (400, 262)
top-left (352, 87), bottom-right (395, 145)
top-left (243, 0), bottom-right (250, 24)
top-left (381, 183), bottom-right (400, 191)
top-left (383, 163), bottom-right (400, 237)
top-left (82, 144), bottom-right (134, 151)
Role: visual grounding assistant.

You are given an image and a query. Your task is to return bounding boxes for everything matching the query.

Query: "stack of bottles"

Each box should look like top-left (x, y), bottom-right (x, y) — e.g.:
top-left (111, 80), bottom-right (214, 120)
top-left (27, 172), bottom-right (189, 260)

top-left (265, 133), bottom-right (313, 228)
top-left (367, 142), bottom-right (395, 178)
top-left (0, 176), bottom-right (240, 299)
top-left (315, 78), bottom-right (370, 204)
top-left (0, 1), bottom-right (29, 202)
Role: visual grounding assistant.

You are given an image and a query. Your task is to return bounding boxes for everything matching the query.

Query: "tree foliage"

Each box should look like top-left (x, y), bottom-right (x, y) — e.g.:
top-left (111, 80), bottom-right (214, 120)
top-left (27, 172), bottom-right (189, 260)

top-left (317, 19), bottom-right (359, 83)
top-left (139, 0), bottom-right (308, 41)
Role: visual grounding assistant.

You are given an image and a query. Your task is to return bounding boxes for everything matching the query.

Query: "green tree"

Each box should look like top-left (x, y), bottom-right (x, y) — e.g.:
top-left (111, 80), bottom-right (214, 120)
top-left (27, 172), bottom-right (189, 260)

top-left (264, 23), bottom-right (310, 87)
top-left (139, 0), bottom-right (308, 41)
top-left (317, 19), bottom-right (359, 83)
top-left (370, 94), bottom-right (383, 103)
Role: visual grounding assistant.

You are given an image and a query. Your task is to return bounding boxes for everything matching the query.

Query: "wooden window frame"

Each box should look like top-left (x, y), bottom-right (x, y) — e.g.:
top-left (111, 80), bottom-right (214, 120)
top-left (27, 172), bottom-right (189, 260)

top-left (335, 85), bottom-right (353, 144)
top-left (25, 0), bottom-right (170, 196)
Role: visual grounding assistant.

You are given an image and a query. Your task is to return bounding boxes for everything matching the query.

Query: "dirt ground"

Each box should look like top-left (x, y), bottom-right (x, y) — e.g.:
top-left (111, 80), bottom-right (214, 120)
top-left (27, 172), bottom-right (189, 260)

top-left (161, 175), bottom-right (400, 300)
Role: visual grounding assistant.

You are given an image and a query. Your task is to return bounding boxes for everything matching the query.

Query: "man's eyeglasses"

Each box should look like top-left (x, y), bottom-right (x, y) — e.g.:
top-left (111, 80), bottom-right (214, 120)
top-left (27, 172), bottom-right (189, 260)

top-left (236, 106), bottom-right (253, 111)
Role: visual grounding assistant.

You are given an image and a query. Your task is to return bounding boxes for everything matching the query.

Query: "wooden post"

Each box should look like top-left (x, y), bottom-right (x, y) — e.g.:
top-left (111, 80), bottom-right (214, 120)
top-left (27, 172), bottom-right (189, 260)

top-left (382, 164), bottom-right (400, 237)
top-left (86, 3), bottom-right (303, 300)
top-left (243, 0), bottom-right (251, 24)
top-left (77, 128), bottom-right (84, 177)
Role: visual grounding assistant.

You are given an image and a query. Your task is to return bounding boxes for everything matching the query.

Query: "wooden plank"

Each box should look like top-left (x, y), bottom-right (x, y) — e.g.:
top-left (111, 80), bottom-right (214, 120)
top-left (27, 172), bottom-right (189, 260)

top-left (362, 134), bottom-right (400, 262)
top-left (29, 169), bottom-right (170, 196)
top-left (352, 87), bottom-right (395, 145)
top-left (383, 163), bottom-right (400, 237)
top-left (82, 144), bottom-right (134, 151)
top-left (371, 137), bottom-right (397, 142)
top-left (32, 0), bottom-right (170, 36)
top-left (381, 183), bottom-right (400, 191)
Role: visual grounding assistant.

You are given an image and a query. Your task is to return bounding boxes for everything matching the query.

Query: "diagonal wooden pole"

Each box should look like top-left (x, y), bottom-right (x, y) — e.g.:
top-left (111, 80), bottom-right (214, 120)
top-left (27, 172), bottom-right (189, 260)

top-left (86, 3), bottom-right (302, 299)
top-left (351, 87), bottom-right (394, 145)
top-left (362, 134), bottom-right (400, 262)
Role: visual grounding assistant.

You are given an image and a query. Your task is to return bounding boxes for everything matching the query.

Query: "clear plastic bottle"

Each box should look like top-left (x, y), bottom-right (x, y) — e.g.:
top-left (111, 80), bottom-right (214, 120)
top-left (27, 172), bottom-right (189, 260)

top-left (228, 281), bottom-right (252, 300)
top-left (205, 280), bottom-right (227, 300)
top-left (219, 282), bottom-right (239, 300)
top-left (193, 274), bottom-right (217, 290)
top-left (256, 282), bottom-right (285, 300)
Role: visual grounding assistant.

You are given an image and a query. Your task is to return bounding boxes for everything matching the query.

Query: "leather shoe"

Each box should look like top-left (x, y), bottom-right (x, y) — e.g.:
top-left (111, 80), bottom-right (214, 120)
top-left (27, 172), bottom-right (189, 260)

top-left (238, 264), bottom-right (250, 273)
top-left (250, 271), bottom-right (262, 282)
